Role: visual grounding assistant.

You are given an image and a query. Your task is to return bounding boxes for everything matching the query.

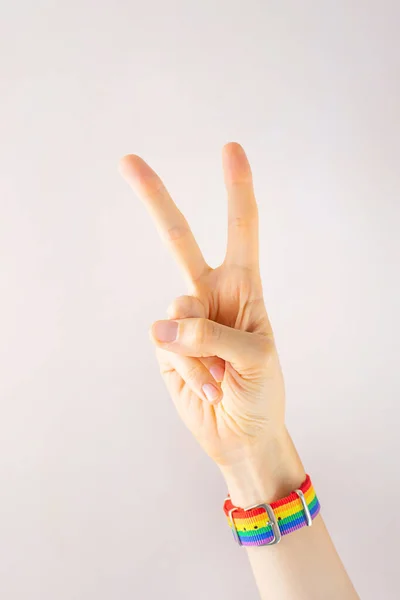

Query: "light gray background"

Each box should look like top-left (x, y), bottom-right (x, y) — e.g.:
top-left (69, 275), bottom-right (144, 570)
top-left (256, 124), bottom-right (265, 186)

top-left (1, 1), bottom-right (399, 599)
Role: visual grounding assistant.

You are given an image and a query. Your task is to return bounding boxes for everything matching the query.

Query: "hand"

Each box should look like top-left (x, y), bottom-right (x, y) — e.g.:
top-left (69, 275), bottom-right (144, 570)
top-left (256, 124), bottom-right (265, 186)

top-left (119, 143), bottom-right (294, 478)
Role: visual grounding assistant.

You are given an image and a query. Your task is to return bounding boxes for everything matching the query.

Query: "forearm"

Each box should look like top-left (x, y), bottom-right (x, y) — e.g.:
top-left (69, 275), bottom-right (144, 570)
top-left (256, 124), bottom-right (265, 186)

top-left (219, 428), bottom-right (359, 600)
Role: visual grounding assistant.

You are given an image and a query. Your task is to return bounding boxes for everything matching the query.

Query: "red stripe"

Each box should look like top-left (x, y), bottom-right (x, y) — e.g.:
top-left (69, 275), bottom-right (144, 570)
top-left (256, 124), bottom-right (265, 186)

top-left (223, 474), bottom-right (312, 517)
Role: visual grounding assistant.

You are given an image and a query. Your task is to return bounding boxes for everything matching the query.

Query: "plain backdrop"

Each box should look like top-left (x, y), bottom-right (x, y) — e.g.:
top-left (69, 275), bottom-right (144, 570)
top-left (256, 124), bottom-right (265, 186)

top-left (1, 1), bottom-right (399, 599)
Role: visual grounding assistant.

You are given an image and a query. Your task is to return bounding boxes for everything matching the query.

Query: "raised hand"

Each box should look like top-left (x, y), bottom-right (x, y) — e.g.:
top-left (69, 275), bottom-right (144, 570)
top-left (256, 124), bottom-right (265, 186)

top-left (119, 143), bottom-right (288, 471)
top-left (119, 143), bottom-right (361, 600)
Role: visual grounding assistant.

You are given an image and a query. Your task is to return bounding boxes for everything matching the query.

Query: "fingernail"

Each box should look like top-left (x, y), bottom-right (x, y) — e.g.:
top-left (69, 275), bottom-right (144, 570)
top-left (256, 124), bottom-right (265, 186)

top-left (202, 383), bottom-right (220, 403)
top-left (210, 364), bottom-right (225, 382)
top-left (152, 320), bottom-right (178, 342)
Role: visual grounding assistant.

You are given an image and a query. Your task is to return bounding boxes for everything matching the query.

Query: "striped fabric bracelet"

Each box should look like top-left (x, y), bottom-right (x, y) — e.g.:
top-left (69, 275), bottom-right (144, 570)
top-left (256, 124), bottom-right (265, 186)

top-left (223, 474), bottom-right (320, 547)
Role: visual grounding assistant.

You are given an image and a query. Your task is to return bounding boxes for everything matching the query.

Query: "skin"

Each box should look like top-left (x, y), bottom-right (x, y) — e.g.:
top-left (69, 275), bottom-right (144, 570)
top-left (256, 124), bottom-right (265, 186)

top-left (119, 142), bottom-right (360, 600)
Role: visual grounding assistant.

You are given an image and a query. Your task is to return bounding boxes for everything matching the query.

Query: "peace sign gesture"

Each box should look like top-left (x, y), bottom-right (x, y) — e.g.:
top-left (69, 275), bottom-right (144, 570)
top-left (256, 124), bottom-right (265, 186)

top-left (119, 143), bottom-right (288, 471)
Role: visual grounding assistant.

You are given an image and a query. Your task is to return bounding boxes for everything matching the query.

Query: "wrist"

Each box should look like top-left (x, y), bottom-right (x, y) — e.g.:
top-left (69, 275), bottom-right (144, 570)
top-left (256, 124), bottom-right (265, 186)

top-left (218, 427), bottom-right (306, 507)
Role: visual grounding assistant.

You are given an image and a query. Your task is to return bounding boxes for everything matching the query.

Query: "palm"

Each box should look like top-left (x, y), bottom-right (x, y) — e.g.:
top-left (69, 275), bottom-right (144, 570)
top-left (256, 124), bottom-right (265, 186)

top-left (158, 265), bottom-right (284, 463)
top-left (120, 143), bottom-right (285, 465)
top-left (200, 266), bottom-right (263, 329)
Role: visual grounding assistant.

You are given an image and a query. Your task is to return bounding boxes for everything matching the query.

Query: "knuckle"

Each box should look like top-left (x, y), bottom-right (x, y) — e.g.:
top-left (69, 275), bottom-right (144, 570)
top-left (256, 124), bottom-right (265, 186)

top-left (165, 223), bottom-right (190, 242)
top-left (228, 215), bottom-right (255, 229)
top-left (168, 295), bottom-right (204, 320)
top-left (144, 178), bottom-right (167, 201)
top-left (192, 319), bottom-right (221, 347)
top-left (228, 206), bottom-right (258, 230)
top-left (167, 295), bottom-right (190, 318)
top-left (193, 319), bottom-right (208, 346)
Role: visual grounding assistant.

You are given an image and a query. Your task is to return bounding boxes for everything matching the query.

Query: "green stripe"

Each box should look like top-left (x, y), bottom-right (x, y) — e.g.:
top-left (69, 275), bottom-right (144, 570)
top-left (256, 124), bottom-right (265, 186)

top-left (238, 526), bottom-right (272, 538)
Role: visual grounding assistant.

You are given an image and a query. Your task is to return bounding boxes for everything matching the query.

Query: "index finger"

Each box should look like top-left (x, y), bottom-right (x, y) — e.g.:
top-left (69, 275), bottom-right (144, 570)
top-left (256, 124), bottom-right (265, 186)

top-left (119, 154), bottom-right (209, 283)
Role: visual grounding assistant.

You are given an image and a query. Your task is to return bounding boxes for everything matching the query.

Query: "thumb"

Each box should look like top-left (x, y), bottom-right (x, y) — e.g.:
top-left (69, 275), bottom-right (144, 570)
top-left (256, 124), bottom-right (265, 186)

top-left (150, 317), bottom-right (271, 369)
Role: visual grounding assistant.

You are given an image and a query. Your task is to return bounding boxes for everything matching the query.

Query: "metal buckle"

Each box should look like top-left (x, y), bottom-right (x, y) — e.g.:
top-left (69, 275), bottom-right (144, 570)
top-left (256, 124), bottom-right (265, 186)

top-left (294, 489), bottom-right (313, 526)
top-left (228, 502), bottom-right (282, 546)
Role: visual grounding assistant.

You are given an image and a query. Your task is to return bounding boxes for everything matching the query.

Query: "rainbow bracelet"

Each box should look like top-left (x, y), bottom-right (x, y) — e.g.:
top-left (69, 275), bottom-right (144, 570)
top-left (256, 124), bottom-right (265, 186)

top-left (223, 474), bottom-right (320, 547)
